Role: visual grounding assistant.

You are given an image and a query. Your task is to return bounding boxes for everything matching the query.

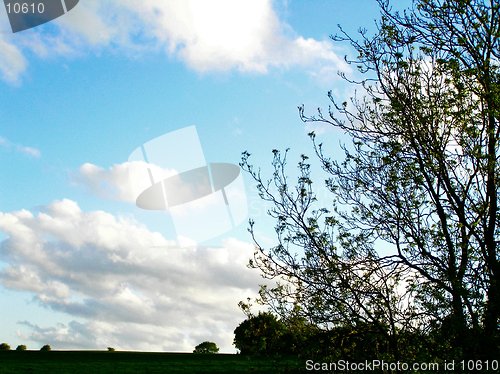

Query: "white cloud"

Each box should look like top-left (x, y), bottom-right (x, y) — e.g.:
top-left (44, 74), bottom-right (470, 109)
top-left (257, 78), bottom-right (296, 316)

top-left (74, 160), bottom-right (249, 244)
top-left (16, 145), bottom-right (41, 158)
top-left (0, 35), bottom-right (27, 84)
top-left (0, 200), bottom-right (262, 352)
top-left (0, 136), bottom-right (41, 158)
top-left (74, 161), bottom-right (177, 203)
top-left (2, 0), bottom-right (349, 82)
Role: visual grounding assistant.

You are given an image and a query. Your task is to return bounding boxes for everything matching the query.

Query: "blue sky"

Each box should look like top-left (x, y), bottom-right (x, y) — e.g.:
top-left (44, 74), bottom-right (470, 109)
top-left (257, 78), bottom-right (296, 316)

top-left (0, 0), bottom-right (388, 352)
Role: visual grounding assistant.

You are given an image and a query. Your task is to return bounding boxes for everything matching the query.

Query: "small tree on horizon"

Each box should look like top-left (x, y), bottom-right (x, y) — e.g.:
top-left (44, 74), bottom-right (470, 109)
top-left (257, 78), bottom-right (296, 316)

top-left (40, 344), bottom-right (51, 352)
top-left (16, 345), bottom-right (27, 351)
top-left (193, 341), bottom-right (219, 354)
top-left (0, 343), bottom-right (11, 351)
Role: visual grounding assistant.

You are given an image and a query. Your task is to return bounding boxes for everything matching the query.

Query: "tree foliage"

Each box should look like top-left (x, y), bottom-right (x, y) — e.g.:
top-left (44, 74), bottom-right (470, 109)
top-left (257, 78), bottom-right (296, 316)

top-left (0, 343), bottom-right (11, 351)
top-left (241, 0), bottom-right (499, 360)
top-left (40, 344), bottom-right (51, 352)
top-left (15, 345), bottom-right (27, 351)
top-left (233, 312), bottom-right (288, 355)
top-left (233, 311), bottom-right (397, 359)
top-left (193, 341), bottom-right (219, 354)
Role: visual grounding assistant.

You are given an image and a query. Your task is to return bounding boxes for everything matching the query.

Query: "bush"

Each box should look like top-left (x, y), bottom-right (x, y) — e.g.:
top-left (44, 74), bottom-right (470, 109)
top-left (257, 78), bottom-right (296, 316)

top-left (0, 343), bottom-right (11, 351)
top-left (40, 344), bottom-right (51, 352)
top-left (193, 341), bottom-right (219, 354)
top-left (16, 345), bottom-right (27, 351)
top-left (233, 312), bottom-right (287, 355)
top-left (107, 347), bottom-right (115, 352)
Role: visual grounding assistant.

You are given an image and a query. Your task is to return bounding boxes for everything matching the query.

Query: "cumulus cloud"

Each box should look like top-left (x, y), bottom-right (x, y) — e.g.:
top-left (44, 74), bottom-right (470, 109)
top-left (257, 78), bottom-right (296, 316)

top-left (0, 199), bottom-right (262, 351)
top-left (1, 0), bottom-right (349, 82)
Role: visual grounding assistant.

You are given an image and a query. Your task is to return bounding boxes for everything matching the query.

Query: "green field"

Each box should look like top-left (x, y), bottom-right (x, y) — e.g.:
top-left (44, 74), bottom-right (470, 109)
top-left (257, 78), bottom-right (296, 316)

top-left (0, 351), bottom-right (305, 373)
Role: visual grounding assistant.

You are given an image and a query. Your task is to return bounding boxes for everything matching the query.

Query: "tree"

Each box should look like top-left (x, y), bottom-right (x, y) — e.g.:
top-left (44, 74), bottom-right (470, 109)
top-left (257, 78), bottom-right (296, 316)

top-left (15, 345), bottom-right (27, 351)
top-left (278, 311), bottom-right (322, 357)
top-left (241, 0), bottom-right (499, 361)
top-left (233, 312), bottom-right (287, 355)
top-left (40, 344), bottom-right (51, 352)
top-left (0, 343), bottom-right (10, 351)
top-left (193, 341), bottom-right (219, 354)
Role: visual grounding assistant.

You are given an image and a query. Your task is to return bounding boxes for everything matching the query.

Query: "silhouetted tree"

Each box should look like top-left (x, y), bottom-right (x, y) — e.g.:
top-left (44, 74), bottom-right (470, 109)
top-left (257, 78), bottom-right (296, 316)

top-left (233, 312), bottom-right (287, 355)
top-left (241, 0), bottom-right (499, 361)
top-left (193, 341), bottom-right (219, 354)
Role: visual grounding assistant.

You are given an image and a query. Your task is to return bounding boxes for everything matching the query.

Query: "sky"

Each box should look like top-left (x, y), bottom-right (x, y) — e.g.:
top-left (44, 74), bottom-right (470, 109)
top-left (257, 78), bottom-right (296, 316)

top-left (0, 0), bottom-right (388, 353)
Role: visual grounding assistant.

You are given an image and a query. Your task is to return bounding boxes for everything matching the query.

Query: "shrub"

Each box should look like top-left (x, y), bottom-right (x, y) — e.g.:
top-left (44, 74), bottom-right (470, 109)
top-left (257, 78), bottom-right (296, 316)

top-left (40, 344), bottom-right (51, 352)
top-left (16, 345), bottom-right (27, 351)
top-left (0, 343), bottom-right (11, 351)
top-left (107, 347), bottom-right (115, 352)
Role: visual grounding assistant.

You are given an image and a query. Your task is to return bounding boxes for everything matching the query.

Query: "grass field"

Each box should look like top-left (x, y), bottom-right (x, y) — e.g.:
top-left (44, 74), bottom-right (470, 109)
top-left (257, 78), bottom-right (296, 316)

top-left (0, 351), bottom-right (305, 373)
